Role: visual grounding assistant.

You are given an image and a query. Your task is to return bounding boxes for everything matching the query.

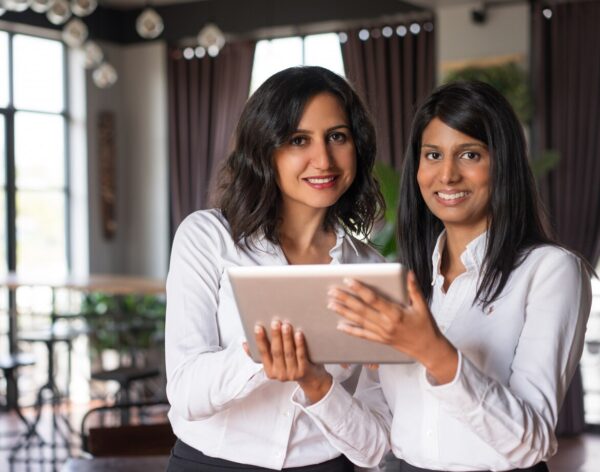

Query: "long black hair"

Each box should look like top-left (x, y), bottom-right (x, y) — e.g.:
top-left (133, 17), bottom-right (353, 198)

top-left (398, 81), bottom-right (554, 306)
top-left (216, 66), bottom-right (384, 247)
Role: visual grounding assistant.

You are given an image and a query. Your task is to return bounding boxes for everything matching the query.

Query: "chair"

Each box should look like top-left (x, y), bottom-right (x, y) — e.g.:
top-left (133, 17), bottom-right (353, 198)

top-left (80, 401), bottom-right (175, 457)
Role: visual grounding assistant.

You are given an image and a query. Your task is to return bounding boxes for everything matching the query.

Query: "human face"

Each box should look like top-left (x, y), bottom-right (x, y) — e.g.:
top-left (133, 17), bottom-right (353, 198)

top-left (417, 117), bottom-right (491, 234)
top-left (273, 92), bottom-right (356, 215)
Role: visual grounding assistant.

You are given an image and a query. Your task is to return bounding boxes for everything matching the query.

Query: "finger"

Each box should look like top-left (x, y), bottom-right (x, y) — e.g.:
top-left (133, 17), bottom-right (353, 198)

top-left (366, 363), bottom-right (379, 370)
top-left (242, 342), bottom-right (250, 357)
top-left (270, 319), bottom-right (286, 373)
top-left (336, 320), bottom-right (387, 344)
top-left (294, 329), bottom-right (310, 373)
top-left (327, 288), bottom-right (380, 325)
top-left (328, 300), bottom-right (392, 339)
top-left (342, 278), bottom-right (396, 315)
top-left (281, 322), bottom-right (299, 373)
top-left (254, 324), bottom-right (273, 370)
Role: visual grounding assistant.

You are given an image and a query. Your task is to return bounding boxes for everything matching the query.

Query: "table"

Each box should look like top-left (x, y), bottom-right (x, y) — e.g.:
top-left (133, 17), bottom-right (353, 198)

top-left (0, 273), bottom-right (165, 468)
top-left (61, 455), bottom-right (169, 472)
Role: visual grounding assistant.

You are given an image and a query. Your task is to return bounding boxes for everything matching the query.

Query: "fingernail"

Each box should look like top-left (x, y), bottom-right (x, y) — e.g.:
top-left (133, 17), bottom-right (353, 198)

top-left (343, 278), bottom-right (355, 287)
top-left (282, 323), bottom-right (290, 333)
top-left (254, 324), bottom-right (263, 334)
top-left (271, 319), bottom-right (280, 329)
top-left (327, 288), bottom-right (337, 296)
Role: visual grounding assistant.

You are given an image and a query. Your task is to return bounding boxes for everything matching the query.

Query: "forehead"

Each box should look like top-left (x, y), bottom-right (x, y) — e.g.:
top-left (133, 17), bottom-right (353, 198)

top-left (421, 117), bottom-right (485, 147)
top-left (297, 92), bottom-right (348, 127)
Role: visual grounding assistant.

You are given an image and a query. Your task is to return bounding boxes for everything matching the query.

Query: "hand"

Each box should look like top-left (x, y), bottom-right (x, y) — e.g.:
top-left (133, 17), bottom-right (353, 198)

top-left (254, 320), bottom-right (332, 403)
top-left (327, 271), bottom-right (458, 384)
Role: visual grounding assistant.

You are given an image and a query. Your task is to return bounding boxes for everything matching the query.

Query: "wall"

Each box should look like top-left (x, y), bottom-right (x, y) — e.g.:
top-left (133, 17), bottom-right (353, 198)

top-left (86, 41), bottom-right (169, 278)
top-left (434, 1), bottom-right (529, 82)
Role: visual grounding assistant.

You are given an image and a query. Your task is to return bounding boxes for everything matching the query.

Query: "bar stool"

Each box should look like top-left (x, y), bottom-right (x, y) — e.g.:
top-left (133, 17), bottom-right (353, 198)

top-left (0, 353), bottom-right (36, 447)
top-left (10, 327), bottom-right (80, 467)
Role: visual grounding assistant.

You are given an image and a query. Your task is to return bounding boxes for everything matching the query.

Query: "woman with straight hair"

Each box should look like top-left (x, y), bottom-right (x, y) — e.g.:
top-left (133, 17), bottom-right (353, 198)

top-left (164, 66), bottom-right (387, 472)
top-left (297, 81), bottom-right (592, 472)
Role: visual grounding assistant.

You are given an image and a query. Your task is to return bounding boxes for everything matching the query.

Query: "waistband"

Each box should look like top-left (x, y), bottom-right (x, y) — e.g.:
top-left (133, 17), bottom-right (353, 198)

top-left (395, 459), bottom-right (549, 472)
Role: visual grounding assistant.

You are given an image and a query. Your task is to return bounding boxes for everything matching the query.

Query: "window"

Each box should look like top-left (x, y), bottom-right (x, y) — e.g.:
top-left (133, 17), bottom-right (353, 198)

top-left (0, 31), bottom-right (69, 278)
top-left (583, 273), bottom-right (600, 427)
top-left (250, 33), bottom-right (345, 94)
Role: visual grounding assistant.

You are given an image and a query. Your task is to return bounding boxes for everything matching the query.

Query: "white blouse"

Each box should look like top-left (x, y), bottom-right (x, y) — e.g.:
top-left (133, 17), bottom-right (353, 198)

top-left (165, 209), bottom-right (385, 470)
top-left (296, 231), bottom-right (592, 471)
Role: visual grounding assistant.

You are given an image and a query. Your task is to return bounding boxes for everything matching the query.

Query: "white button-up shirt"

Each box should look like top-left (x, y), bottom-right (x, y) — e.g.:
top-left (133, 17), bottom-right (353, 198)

top-left (165, 209), bottom-right (384, 470)
top-left (297, 231), bottom-right (591, 471)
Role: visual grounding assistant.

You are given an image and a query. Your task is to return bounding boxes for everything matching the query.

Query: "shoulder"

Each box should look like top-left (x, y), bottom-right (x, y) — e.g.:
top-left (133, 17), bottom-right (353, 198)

top-left (519, 244), bottom-right (590, 289)
top-left (344, 234), bottom-right (386, 263)
top-left (172, 209), bottom-right (233, 252)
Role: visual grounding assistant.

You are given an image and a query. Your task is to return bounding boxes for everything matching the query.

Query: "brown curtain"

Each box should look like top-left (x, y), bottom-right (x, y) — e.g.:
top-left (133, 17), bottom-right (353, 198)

top-left (167, 41), bottom-right (256, 234)
top-left (531, 0), bottom-right (600, 435)
top-left (341, 21), bottom-right (436, 171)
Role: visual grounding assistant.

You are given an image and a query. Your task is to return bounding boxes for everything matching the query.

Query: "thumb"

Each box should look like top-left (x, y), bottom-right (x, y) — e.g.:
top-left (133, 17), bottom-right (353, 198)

top-left (407, 271), bottom-right (428, 312)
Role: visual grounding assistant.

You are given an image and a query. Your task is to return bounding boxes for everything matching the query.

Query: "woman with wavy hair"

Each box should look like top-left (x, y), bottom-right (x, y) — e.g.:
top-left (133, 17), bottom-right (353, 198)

top-left (165, 66), bottom-right (386, 472)
top-left (301, 81), bottom-right (591, 472)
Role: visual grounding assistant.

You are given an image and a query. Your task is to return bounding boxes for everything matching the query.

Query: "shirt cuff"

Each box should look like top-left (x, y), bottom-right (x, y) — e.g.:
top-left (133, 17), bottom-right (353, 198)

top-left (232, 338), bottom-right (268, 395)
top-left (291, 380), bottom-right (352, 429)
top-left (422, 351), bottom-right (490, 415)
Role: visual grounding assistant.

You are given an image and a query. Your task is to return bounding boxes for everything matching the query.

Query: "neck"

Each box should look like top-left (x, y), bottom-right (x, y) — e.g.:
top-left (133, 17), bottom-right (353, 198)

top-left (278, 203), bottom-right (335, 264)
top-left (439, 225), bottom-right (487, 290)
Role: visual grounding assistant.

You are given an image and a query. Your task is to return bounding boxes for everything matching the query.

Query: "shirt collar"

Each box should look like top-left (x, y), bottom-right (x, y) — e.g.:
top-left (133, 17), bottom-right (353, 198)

top-left (431, 230), bottom-right (488, 285)
top-left (250, 223), bottom-right (358, 262)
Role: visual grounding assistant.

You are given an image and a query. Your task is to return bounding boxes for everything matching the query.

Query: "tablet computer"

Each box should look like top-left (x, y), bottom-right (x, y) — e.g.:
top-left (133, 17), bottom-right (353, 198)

top-left (228, 263), bottom-right (412, 364)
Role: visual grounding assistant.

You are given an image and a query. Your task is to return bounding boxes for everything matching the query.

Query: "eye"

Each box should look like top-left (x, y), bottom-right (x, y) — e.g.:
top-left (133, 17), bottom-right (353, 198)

top-left (289, 135), bottom-right (308, 146)
top-left (328, 131), bottom-right (348, 144)
top-left (424, 151), bottom-right (442, 160)
top-left (460, 151), bottom-right (480, 160)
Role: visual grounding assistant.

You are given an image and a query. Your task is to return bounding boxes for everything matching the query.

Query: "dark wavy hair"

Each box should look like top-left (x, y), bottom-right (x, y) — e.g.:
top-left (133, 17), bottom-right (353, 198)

top-left (216, 66), bottom-right (384, 247)
top-left (398, 81), bottom-right (555, 307)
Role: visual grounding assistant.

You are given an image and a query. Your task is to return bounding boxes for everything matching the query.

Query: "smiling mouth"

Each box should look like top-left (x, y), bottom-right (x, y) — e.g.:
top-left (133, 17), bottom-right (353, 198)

top-left (435, 191), bottom-right (470, 201)
top-left (304, 176), bottom-right (338, 184)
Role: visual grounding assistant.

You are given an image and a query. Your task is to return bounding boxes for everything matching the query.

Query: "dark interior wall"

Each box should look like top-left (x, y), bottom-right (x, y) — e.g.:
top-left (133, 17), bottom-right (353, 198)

top-left (0, 0), bottom-right (426, 44)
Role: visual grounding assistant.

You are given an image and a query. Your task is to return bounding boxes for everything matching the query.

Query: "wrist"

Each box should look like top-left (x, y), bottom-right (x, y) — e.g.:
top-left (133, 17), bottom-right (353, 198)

top-left (298, 373), bottom-right (333, 404)
top-left (421, 336), bottom-right (458, 385)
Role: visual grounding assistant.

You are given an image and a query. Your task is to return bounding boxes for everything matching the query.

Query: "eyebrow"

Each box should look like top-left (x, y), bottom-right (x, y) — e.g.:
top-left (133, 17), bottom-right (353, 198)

top-left (421, 142), bottom-right (487, 150)
top-left (294, 124), bottom-right (351, 134)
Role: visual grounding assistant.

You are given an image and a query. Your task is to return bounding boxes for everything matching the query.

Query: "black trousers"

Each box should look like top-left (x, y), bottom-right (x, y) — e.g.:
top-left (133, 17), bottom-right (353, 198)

top-left (391, 458), bottom-right (550, 472)
top-left (167, 440), bottom-right (354, 472)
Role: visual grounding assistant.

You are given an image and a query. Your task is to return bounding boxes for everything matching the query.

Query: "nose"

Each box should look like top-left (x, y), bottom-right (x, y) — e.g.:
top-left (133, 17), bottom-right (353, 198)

top-left (439, 157), bottom-right (460, 184)
top-left (311, 140), bottom-right (333, 170)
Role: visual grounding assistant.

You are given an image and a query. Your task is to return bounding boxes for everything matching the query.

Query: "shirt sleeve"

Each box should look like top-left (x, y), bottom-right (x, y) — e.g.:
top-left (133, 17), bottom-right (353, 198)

top-left (165, 212), bottom-right (267, 421)
top-left (291, 367), bottom-right (392, 468)
top-left (425, 249), bottom-right (591, 467)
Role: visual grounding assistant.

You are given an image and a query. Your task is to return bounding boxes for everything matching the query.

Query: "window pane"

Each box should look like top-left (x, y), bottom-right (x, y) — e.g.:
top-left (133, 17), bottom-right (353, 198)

top-left (0, 113), bottom-right (5, 185)
top-left (13, 35), bottom-right (64, 113)
top-left (0, 31), bottom-right (8, 107)
top-left (15, 112), bottom-right (65, 189)
top-left (0, 191), bottom-right (6, 276)
top-left (250, 37), bottom-right (303, 94)
top-left (304, 33), bottom-right (345, 78)
top-left (16, 191), bottom-right (67, 277)
top-left (0, 115), bottom-right (5, 275)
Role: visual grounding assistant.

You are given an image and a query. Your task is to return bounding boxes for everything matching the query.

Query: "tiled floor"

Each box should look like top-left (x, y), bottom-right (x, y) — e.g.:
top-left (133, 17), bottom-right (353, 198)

top-left (0, 403), bottom-right (599, 472)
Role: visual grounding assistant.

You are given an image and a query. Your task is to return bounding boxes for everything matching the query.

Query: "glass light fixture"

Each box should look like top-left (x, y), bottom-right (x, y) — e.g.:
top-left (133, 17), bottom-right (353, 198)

top-left (47, 0), bottom-right (72, 25)
top-left (136, 7), bottom-right (164, 39)
top-left (197, 23), bottom-right (225, 52)
top-left (71, 0), bottom-right (96, 17)
top-left (30, 0), bottom-right (52, 13)
top-left (83, 40), bottom-right (103, 69)
top-left (3, 0), bottom-right (32, 12)
top-left (93, 62), bottom-right (118, 89)
top-left (62, 18), bottom-right (88, 48)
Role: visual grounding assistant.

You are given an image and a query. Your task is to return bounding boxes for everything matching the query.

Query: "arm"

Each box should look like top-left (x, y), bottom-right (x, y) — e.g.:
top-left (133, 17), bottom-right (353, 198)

top-left (292, 367), bottom-right (392, 468)
top-left (424, 251), bottom-right (591, 466)
top-left (329, 250), bottom-right (591, 467)
top-left (165, 213), bottom-right (267, 421)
